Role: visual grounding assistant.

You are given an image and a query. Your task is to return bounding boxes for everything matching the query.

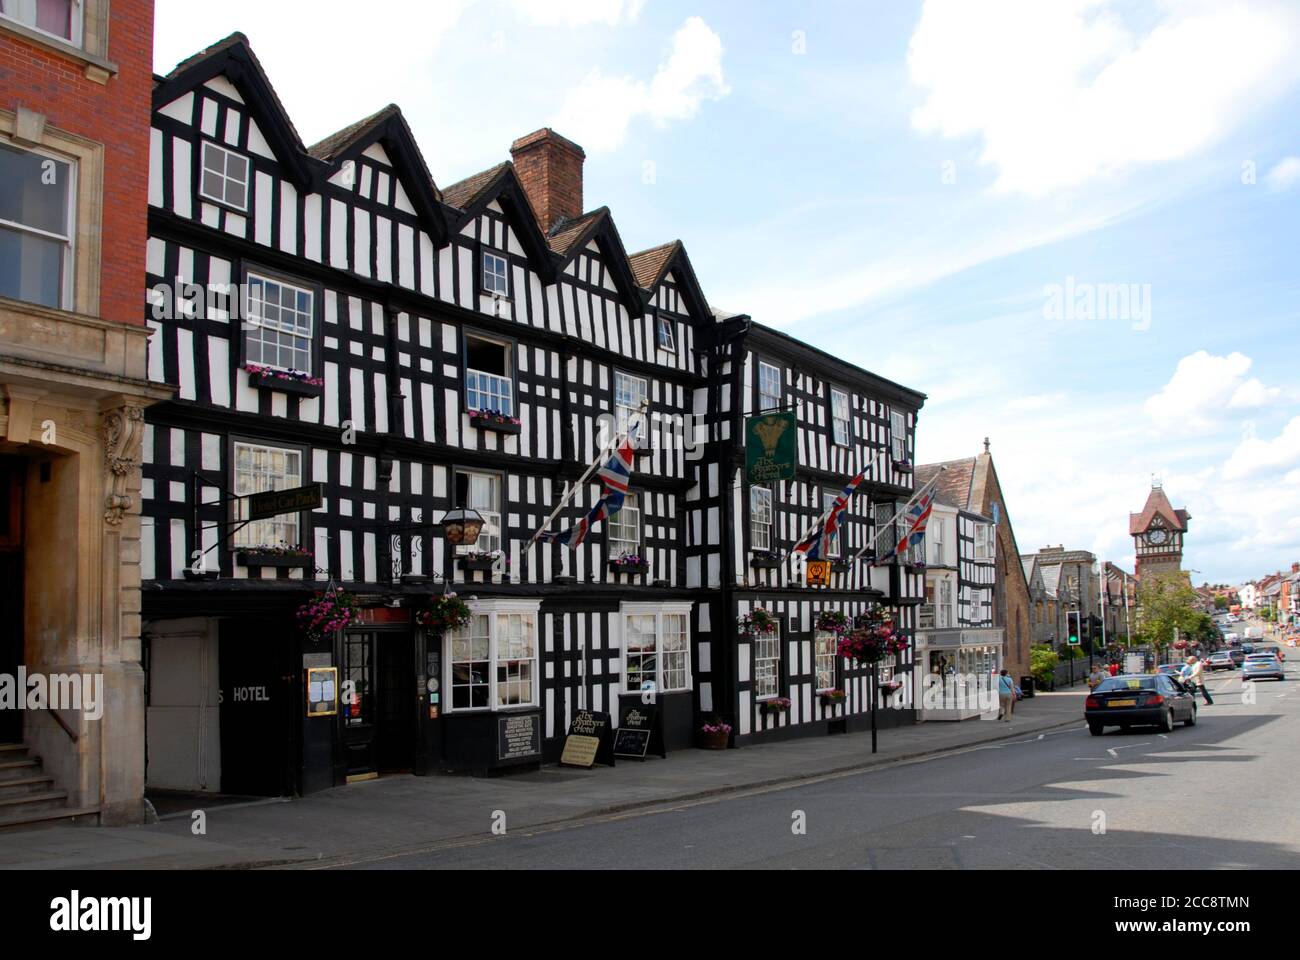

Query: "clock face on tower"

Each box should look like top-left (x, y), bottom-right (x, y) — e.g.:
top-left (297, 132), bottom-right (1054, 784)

top-left (1147, 528), bottom-right (1168, 546)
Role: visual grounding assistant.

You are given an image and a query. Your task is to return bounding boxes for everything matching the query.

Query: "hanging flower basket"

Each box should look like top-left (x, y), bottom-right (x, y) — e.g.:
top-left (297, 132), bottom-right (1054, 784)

top-left (760, 697), bottom-right (791, 716)
top-left (416, 593), bottom-right (473, 637)
top-left (296, 588), bottom-right (359, 643)
top-left (816, 611), bottom-right (851, 636)
top-left (1172, 640), bottom-right (1188, 650)
top-left (838, 608), bottom-right (908, 665)
top-left (739, 607), bottom-right (779, 638)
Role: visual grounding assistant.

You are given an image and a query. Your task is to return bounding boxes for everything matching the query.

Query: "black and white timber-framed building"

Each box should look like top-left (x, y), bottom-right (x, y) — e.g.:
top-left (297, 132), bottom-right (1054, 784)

top-left (138, 33), bottom-right (927, 797)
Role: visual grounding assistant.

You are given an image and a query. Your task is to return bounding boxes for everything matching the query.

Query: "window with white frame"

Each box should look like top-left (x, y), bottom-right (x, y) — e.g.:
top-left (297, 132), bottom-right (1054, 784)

top-left (0, 140), bottom-right (74, 310)
top-left (232, 441), bottom-right (304, 548)
top-left (465, 335), bottom-right (513, 416)
top-left (244, 272), bottom-right (314, 373)
top-left (831, 388), bottom-right (851, 446)
top-left (928, 516), bottom-right (945, 566)
top-left (607, 492), bottom-right (640, 559)
top-left (822, 489), bottom-right (842, 558)
top-left (758, 361), bottom-right (782, 412)
top-left (623, 604), bottom-right (691, 694)
top-left (753, 622), bottom-right (781, 700)
top-left (937, 577), bottom-right (954, 628)
top-left (890, 409), bottom-right (907, 461)
top-left (0, 0), bottom-right (80, 44)
top-left (614, 370), bottom-right (648, 439)
top-left (655, 312), bottom-right (676, 351)
top-left (750, 485), bottom-right (773, 552)
top-left (447, 603), bottom-right (539, 710)
top-left (974, 522), bottom-right (995, 560)
top-left (875, 501), bottom-right (898, 559)
top-left (455, 470), bottom-right (502, 555)
top-left (199, 141), bottom-right (250, 211)
top-left (815, 629), bottom-right (839, 692)
top-left (482, 250), bottom-right (509, 297)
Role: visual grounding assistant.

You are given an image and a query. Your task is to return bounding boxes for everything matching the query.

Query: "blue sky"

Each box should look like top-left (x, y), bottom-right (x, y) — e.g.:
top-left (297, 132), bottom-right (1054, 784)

top-left (154, 0), bottom-right (1300, 585)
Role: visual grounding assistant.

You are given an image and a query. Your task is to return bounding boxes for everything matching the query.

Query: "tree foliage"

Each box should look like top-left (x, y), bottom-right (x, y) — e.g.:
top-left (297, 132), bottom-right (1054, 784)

top-left (1134, 573), bottom-right (1203, 648)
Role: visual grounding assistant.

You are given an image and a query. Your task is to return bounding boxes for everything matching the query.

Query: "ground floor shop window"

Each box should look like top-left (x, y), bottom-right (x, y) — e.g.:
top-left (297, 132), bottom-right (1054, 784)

top-left (622, 602), bottom-right (692, 694)
top-left (446, 601), bottom-right (540, 711)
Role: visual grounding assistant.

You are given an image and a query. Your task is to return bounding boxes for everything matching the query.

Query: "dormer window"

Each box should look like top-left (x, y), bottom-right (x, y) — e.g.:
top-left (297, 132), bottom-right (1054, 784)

top-left (655, 312), bottom-right (676, 351)
top-left (482, 251), bottom-right (509, 298)
top-left (199, 141), bottom-right (249, 211)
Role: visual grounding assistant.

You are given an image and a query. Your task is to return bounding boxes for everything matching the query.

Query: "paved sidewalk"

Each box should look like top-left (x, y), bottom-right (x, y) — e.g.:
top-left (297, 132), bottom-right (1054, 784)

top-left (0, 691), bottom-right (1085, 870)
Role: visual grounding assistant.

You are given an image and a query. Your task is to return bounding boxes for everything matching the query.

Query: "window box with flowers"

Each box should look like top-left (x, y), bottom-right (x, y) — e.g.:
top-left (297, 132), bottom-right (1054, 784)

top-left (468, 408), bottom-right (522, 436)
top-left (244, 363), bottom-right (325, 398)
top-left (819, 688), bottom-right (847, 708)
top-left (236, 542), bottom-right (315, 569)
top-left (893, 458), bottom-right (914, 473)
top-left (608, 554), bottom-right (649, 576)
top-left (816, 610), bottom-right (851, 636)
top-left (759, 697), bottom-right (791, 716)
top-left (739, 607), bottom-right (779, 638)
top-left (878, 679), bottom-right (904, 698)
top-left (458, 551), bottom-right (505, 573)
top-left (698, 718), bottom-right (732, 750)
top-left (749, 550), bottom-right (782, 571)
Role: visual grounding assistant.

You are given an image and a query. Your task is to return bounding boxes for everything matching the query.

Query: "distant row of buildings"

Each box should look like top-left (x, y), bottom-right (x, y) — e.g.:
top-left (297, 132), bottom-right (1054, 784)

top-left (1236, 565), bottom-right (1300, 626)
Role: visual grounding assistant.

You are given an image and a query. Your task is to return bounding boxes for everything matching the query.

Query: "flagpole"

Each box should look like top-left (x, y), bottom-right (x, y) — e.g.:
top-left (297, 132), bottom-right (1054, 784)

top-left (850, 468), bottom-right (945, 563)
top-left (523, 400), bottom-right (650, 557)
top-left (786, 446), bottom-right (888, 564)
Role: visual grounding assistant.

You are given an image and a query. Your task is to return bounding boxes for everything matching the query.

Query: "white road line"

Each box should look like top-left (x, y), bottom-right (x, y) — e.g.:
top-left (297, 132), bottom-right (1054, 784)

top-left (1105, 742), bottom-right (1151, 759)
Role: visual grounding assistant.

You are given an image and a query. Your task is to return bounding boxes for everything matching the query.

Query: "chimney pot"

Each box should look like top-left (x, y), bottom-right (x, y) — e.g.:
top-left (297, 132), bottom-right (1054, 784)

top-left (510, 128), bottom-right (586, 234)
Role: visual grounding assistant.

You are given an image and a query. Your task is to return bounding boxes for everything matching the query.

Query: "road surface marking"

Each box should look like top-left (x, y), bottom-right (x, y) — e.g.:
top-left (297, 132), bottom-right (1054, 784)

top-left (1105, 742), bottom-right (1150, 758)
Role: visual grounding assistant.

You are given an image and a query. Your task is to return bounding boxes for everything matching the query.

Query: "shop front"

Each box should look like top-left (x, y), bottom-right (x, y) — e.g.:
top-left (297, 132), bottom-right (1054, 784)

top-left (914, 627), bottom-right (1004, 721)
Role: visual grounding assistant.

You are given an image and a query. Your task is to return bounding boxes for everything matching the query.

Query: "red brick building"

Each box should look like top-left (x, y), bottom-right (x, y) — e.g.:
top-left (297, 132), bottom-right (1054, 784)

top-left (1, 0), bottom-right (171, 826)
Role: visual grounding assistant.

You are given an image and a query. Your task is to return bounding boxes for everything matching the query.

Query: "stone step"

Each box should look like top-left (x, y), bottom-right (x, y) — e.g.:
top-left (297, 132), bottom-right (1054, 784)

top-left (0, 789), bottom-right (69, 822)
top-left (0, 806), bottom-right (100, 833)
top-left (0, 775), bottom-right (57, 797)
top-left (0, 758), bottom-right (42, 782)
top-left (0, 743), bottom-right (29, 759)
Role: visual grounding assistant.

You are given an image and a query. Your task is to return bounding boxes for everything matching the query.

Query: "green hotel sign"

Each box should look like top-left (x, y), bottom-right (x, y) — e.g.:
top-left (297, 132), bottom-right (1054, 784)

top-left (745, 411), bottom-right (797, 484)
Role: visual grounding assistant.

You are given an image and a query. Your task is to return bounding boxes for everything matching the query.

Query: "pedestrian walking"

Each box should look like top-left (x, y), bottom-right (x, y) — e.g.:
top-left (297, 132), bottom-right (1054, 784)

top-left (1182, 655), bottom-right (1213, 705)
top-left (997, 669), bottom-right (1016, 721)
top-left (1088, 664), bottom-right (1105, 690)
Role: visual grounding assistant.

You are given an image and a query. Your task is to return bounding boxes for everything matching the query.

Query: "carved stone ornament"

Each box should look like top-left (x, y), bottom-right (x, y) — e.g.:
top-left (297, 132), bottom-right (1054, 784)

top-left (103, 405), bottom-right (147, 525)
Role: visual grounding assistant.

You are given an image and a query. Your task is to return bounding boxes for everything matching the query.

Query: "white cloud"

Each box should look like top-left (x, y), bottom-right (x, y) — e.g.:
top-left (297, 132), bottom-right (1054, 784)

top-left (1143, 351), bottom-right (1279, 432)
top-left (512, 0), bottom-right (646, 27)
top-left (552, 16), bottom-right (729, 151)
top-left (1265, 155), bottom-right (1300, 191)
top-left (908, 0), bottom-right (1300, 196)
top-left (1223, 416), bottom-right (1300, 479)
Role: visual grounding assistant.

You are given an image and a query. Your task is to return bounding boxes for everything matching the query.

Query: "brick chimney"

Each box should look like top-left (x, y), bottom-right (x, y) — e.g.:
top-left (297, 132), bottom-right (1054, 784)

top-left (510, 128), bottom-right (585, 233)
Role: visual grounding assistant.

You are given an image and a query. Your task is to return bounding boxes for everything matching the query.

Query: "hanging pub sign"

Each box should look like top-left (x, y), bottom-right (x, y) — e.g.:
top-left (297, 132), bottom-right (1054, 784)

top-left (305, 667), bottom-right (338, 718)
top-left (806, 559), bottom-right (832, 586)
top-left (745, 411), bottom-right (797, 484)
top-left (614, 704), bottom-right (666, 761)
top-left (559, 709), bottom-right (615, 769)
top-left (245, 482), bottom-right (324, 521)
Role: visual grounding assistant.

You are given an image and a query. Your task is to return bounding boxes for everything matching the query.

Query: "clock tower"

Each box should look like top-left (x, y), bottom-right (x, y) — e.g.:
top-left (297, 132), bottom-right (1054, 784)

top-left (1129, 482), bottom-right (1190, 580)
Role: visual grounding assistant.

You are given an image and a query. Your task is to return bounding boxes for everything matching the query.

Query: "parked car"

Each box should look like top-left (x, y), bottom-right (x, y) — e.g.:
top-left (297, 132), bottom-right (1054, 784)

top-left (1156, 664), bottom-right (1183, 677)
top-left (1242, 657), bottom-right (1285, 682)
top-left (1207, 651), bottom-right (1236, 671)
top-left (1085, 674), bottom-right (1197, 735)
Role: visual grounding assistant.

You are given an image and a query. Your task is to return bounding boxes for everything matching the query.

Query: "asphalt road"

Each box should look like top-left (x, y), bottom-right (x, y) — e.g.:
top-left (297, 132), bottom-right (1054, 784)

top-left (328, 663), bottom-right (1300, 870)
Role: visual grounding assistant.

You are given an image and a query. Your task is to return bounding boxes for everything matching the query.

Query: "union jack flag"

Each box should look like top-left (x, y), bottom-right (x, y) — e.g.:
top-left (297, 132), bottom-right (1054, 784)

top-left (875, 491), bottom-right (935, 563)
top-left (793, 468), bottom-right (868, 560)
top-left (540, 428), bottom-right (638, 549)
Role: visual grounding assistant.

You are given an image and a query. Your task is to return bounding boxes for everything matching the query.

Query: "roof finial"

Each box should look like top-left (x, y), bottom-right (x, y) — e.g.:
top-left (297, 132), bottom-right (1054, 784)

top-left (983, 436), bottom-right (990, 454)
top-left (1152, 473), bottom-right (1162, 489)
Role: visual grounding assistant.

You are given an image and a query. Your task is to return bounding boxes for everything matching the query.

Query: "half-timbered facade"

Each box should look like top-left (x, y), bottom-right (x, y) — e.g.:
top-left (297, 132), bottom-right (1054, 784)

top-left (138, 33), bottom-right (928, 796)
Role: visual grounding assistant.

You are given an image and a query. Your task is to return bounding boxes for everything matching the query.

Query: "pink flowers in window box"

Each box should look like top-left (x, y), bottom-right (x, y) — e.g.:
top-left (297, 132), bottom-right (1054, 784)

top-left (244, 363), bottom-right (324, 387)
top-left (469, 408), bottom-right (521, 426)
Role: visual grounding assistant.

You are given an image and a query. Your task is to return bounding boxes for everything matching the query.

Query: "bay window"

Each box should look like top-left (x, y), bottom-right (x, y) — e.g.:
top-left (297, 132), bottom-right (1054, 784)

top-left (0, 140), bottom-right (74, 310)
top-left (447, 601), bottom-right (540, 711)
top-left (622, 603), bottom-right (691, 695)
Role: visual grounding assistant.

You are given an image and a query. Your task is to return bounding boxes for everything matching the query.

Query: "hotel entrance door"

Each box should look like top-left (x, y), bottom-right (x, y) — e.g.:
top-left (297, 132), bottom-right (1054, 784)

top-left (341, 629), bottom-right (416, 780)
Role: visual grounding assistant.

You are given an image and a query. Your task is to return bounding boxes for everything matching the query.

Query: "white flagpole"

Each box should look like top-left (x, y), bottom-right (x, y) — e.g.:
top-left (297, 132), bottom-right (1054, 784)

top-left (787, 446), bottom-right (888, 563)
top-left (524, 400), bottom-right (649, 553)
top-left (851, 468), bottom-right (944, 563)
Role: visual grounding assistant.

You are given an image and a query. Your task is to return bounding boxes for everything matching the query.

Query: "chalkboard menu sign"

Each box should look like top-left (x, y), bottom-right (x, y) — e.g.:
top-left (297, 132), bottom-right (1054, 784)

top-left (614, 704), bottom-right (665, 761)
top-left (560, 710), bottom-right (615, 769)
top-left (497, 714), bottom-right (541, 761)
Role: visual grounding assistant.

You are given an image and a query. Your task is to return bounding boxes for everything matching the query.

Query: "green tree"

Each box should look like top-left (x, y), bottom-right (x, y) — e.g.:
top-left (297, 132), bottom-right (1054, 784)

top-left (1134, 573), bottom-right (1203, 652)
top-left (1213, 596), bottom-right (1228, 610)
top-left (1030, 644), bottom-right (1060, 687)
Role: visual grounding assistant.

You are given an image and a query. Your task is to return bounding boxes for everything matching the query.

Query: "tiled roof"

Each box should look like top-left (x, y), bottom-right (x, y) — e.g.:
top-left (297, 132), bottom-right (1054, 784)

top-left (547, 208), bottom-right (608, 257)
top-left (915, 458), bottom-right (976, 511)
top-left (308, 105), bottom-right (400, 161)
top-left (1129, 485), bottom-right (1189, 535)
top-left (442, 162), bottom-right (512, 211)
top-left (627, 241), bottom-right (679, 290)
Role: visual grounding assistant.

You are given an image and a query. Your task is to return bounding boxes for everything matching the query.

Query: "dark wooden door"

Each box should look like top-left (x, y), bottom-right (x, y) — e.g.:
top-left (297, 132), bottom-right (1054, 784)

top-left (376, 633), bottom-right (415, 773)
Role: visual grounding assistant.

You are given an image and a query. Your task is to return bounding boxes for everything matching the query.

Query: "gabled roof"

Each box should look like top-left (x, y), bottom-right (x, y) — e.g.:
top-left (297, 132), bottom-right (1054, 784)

top-left (627, 239), bottom-right (712, 324)
top-left (915, 458), bottom-right (976, 511)
top-left (308, 104), bottom-right (448, 244)
top-left (547, 208), bottom-right (645, 313)
top-left (440, 161), bottom-right (555, 280)
top-left (1041, 563), bottom-right (1063, 598)
top-left (1130, 485), bottom-right (1190, 535)
top-left (153, 32), bottom-right (313, 188)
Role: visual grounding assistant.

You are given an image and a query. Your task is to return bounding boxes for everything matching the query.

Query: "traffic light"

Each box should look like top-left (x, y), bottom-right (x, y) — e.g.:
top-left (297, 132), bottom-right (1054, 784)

top-left (1067, 611), bottom-right (1081, 646)
top-left (1080, 614), bottom-right (1092, 644)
